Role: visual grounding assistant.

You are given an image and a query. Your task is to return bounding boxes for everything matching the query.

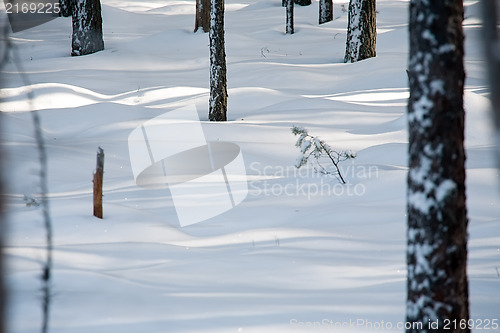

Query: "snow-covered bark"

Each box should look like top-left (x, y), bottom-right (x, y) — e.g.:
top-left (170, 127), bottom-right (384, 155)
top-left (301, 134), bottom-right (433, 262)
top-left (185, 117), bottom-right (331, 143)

top-left (319, 0), bottom-right (333, 24)
top-left (209, 0), bottom-right (227, 121)
top-left (194, 0), bottom-right (210, 33)
top-left (70, 0), bottom-right (104, 56)
top-left (481, 0), bottom-right (500, 168)
top-left (407, 0), bottom-right (469, 331)
top-left (344, 0), bottom-right (376, 63)
top-left (285, 0), bottom-right (294, 34)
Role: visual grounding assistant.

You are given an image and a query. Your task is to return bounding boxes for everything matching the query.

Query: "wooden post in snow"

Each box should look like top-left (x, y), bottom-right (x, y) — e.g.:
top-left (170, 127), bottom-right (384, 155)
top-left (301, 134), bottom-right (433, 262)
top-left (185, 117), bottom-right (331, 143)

top-left (93, 147), bottom-right (104, 219)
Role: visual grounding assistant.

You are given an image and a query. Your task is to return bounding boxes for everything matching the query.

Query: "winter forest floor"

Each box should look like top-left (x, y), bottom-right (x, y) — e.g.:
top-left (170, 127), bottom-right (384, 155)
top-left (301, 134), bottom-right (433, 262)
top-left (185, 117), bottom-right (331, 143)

top-left (1, 0), bottom-right (499, 332)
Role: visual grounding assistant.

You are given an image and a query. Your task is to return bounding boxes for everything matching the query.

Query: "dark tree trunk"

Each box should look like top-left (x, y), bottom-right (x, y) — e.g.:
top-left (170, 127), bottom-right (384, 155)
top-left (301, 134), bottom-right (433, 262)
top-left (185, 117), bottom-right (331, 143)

top-left (319, 0), bottom-right (333, 24)
top-left (194, 0), bottom-right (210, 33)
top-left (69, 0), bottom-right (104, 56)
top-left (283, 0), bottom-right (311, 5)
top-left (482, 0), bottom-right (500, 167)
top-left (294, 0), bottom-right (311, 6)
top-left (60, 0), bottom-right (72, 17)
top-left (407, 0), bottom-right (469, 331)
top-left (286, 0), bottom-right (294, 34)
top-left (209, 0), bottom-right (227, 122)
top-left (344, 0), bottom-right (376, 62)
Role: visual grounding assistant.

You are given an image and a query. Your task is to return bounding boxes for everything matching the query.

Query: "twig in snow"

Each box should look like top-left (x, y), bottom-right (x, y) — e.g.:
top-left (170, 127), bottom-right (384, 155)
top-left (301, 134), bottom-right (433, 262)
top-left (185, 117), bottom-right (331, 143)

top-left (292, 126), bottom-right (355, 184)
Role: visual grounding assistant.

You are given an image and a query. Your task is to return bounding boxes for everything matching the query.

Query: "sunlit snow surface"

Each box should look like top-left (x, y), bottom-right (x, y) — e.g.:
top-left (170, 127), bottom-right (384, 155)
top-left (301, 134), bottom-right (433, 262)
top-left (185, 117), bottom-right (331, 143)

top-left (1, 0), bottom-right (499, 332)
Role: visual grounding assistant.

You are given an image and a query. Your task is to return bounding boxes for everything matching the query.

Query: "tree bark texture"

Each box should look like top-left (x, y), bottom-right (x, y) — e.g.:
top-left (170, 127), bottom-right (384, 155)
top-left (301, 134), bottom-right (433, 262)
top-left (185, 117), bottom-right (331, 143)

top-left (194, 0), bottom-right (210, 33)
top-left (60, 0), bottom-right (71, 17)
top-left (283, 0), bottom-right (310, 6)
top-left (64, 0), bottom-right (104, 56)
top-left (286, 0), bottom-right (294, 34)
top-left (209, 0), bottom-right (227, 122)
top-left (319, 0), bottom-right (333, 24)
top-left (344, 0), bottom-right (376, 62)
top-left (294, 0), bottom-right (311, 6)
top-left (407, 0), bottom-right (469, 331)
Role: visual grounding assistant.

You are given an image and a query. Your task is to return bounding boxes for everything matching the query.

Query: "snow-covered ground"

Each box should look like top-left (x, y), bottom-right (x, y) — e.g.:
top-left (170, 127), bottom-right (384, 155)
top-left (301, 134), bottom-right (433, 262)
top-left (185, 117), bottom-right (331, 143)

top-left (1, 0), bottom-right (499, 332)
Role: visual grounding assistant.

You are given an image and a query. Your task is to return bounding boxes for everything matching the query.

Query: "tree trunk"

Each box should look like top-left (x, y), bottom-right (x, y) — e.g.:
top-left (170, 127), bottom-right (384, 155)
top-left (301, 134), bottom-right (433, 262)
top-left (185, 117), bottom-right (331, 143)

top-left (344, 0), bottom-right (376, 62)
top-left (93, 147), bottom-right (104, 219)
top-left (194, 0), bottom-right (210, 33)
top-left (70, 0), bottom-right (104, 56)
top-left (286, 0), bottom-right (294, 34)
top-left (283, 0), bottom-right (310, 6)
top-left (294, 0), bottom-right (311, 6)
top-left (482, 0), bottom-right (500, 167)
top-left (209, 0), bottom-right (227, 122)
top-left (407, 0), bottom-right (469, 331)
top-left (319, 0), bottom-right (333, 24)
top-left (60, 0), bottom-right (72, 17)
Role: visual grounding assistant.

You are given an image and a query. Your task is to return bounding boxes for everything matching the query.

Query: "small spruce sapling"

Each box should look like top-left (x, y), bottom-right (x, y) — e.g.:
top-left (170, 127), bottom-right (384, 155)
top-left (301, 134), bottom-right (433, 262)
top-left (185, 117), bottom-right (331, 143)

top-left (291, 126), bottom-right (356, 184)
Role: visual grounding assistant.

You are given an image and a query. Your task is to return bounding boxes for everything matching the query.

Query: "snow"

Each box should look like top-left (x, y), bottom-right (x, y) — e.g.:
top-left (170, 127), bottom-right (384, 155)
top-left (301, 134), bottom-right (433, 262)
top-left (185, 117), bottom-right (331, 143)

top-left (421, 29), bottom-right (436, 45)
top-left (1, 1), bottom-right (499, 333)
top-left (435, 179), bottom-right (456, 202)
top-left (429, 79), bottom-right (444, 95)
